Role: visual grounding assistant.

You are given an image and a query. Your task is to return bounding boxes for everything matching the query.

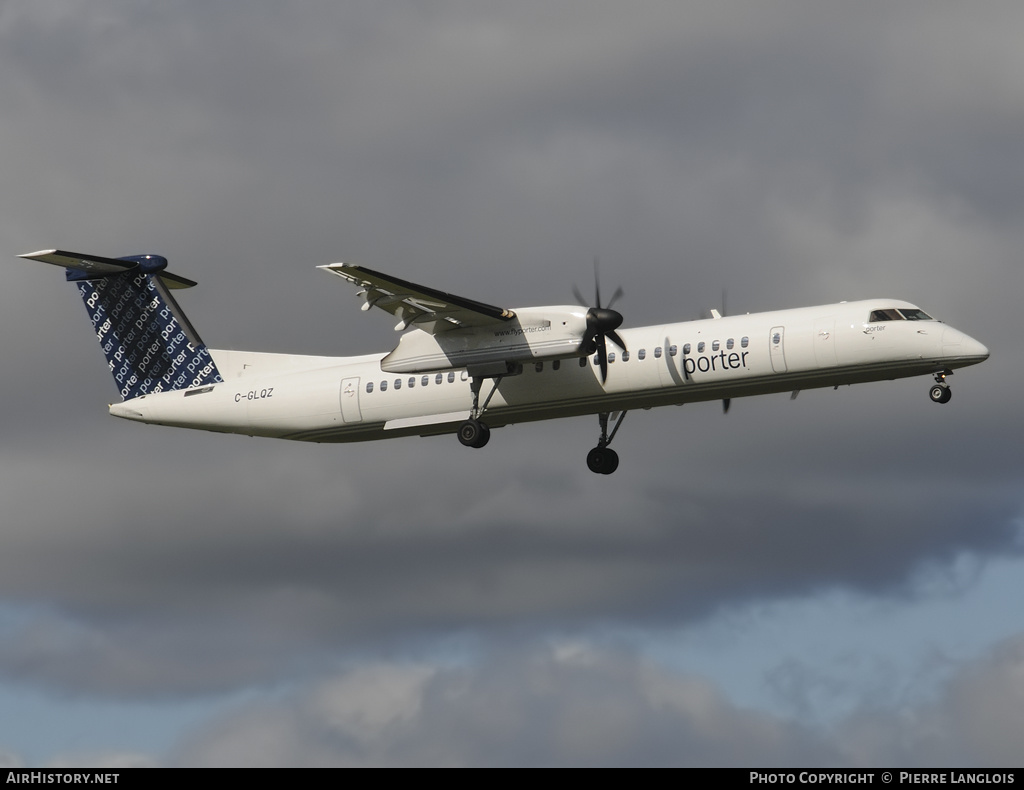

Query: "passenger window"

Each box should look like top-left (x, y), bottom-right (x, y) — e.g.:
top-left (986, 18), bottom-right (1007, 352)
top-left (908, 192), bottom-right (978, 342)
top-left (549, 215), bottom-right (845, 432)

top-left (535, 362), bottom-right (543, 373)
top-left (727, 338), bottom-right (734, 350)
top-left (435, 373), bottom-right (443, 385)
top-left (380, 380), bottom-right (388, 392)
top-left (448, 372), bottom-right (456, 383)
top-left (683, 343), bottom-right (691, 355)
top-left (422, 376), bottom-right (429, 387)
top-left (697, 342), bottom-right (705, 353)
top-left (741, 337), bottom-right (749, 348)
top-left (394, 379), bottom-right (402, 390)
top-left (608, 352), bottom-right (616, 363)
top-left (712, 340), bottom-right (720, 352)
top-left (621, 351), bottom-right (630, 362)
top-left (669, 345), bottom-right (677, 357)
top-left (579, 357), bottom-right (587, 367)
top-left (366, 381), bottom-right (374, 393)
top-left (408, 377), bottom-right (416, 388)
top-left (553, 360), bottom-right (561, 371)
top-left (637, 349), bottom-right (646, 360)
top-left (654, 347), bottom-right (663, 359)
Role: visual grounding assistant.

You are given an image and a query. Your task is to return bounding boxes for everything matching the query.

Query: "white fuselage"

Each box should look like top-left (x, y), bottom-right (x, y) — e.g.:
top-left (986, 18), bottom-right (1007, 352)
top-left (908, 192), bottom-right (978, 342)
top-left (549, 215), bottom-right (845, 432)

top-left (108, 299), bottom-right (989, 442)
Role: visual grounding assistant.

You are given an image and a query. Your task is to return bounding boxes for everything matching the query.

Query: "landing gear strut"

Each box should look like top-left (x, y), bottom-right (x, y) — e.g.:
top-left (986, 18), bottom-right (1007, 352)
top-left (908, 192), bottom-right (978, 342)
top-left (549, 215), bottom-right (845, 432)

top-left (929, 370), bottom-right (953, 404)
top-left (587, 411), bottom-right (627, 475)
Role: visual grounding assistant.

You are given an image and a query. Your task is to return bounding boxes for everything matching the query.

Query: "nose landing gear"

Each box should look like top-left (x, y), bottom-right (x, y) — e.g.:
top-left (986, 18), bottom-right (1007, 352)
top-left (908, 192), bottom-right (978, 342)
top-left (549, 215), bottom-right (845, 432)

top-left (929, 370), bottom-right (953, 404)
top-left (929, 384), bottom-right (952, 404)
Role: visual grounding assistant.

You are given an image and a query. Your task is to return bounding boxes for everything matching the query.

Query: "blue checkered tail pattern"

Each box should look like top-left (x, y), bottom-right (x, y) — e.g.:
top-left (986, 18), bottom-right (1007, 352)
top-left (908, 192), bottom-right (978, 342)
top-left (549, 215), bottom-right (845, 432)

top-left (20, 250), bottom-right (223, 400)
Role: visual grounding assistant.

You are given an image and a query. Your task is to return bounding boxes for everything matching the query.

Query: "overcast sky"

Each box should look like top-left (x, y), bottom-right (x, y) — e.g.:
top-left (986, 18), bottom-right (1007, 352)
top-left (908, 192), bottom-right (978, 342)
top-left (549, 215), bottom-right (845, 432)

top-left (1, 1), bottom-right (1022, 767)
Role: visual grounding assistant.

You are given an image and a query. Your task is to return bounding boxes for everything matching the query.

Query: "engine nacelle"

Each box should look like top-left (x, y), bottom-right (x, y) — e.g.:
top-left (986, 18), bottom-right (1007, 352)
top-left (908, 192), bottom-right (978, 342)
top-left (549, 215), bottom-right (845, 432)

top-left (380, 306), bottom-right (590, 373)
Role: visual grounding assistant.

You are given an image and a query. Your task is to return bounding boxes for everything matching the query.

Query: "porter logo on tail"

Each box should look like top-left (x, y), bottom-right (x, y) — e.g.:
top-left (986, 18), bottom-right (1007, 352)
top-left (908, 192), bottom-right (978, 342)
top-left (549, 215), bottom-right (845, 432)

top-left (18, 249), bottom-right (222, 400)
top-left (77, 270), bottom-right (222, 399)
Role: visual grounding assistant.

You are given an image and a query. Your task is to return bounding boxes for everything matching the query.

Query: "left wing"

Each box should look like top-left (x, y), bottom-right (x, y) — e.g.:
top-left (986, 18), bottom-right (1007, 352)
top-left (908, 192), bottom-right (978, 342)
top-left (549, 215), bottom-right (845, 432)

top-left (319, 263), bottom-right (516, 334)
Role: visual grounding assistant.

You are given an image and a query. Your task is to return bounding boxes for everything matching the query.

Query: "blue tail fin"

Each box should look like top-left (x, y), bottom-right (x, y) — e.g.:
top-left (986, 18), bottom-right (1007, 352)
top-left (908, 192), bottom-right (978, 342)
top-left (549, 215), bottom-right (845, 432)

top-left (19, 250), bottom-right (223, 400)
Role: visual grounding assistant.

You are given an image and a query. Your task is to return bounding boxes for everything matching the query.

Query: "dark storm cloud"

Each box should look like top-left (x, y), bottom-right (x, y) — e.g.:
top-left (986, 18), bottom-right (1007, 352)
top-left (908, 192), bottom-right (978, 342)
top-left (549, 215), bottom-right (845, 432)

top-left (1, 0), bottom-right (1023, 764)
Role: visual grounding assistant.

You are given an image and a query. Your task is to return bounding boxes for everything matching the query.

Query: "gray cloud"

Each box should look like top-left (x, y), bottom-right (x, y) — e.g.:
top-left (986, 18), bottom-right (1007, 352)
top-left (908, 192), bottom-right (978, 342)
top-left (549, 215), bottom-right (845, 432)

top-left (0, 417), bottom-right (1017, 699)
top-left (165, 636), bottom-right (1024, 767)
top-left (171, 643), bottom-right (834, 767)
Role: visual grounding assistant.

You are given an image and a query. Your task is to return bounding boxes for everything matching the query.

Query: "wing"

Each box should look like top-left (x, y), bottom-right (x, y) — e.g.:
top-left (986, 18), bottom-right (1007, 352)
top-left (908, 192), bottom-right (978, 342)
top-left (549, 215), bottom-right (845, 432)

top-left (319, 263), bottom-right (516, 334)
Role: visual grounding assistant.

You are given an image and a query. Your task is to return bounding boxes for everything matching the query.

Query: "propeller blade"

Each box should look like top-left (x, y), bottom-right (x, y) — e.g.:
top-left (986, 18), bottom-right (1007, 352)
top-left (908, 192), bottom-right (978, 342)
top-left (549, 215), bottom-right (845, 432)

top-left (606, 285), bottom-right (624, 309)
top-left (596, 333), bottom-right (609, 383)
top-left (572, 285), bottom-right (588, 307)
top-left (592, 256), bottom-right (608, 308)
top-left (606, 329), bottom-right (626, 351)
top-left (722, 398), bottom-right (731, 414)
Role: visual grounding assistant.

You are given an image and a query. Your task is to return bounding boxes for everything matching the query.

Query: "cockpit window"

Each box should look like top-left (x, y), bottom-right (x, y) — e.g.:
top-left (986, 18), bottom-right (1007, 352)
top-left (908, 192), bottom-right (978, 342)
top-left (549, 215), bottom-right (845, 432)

top-left (869, 307), bottom-right (935, 322)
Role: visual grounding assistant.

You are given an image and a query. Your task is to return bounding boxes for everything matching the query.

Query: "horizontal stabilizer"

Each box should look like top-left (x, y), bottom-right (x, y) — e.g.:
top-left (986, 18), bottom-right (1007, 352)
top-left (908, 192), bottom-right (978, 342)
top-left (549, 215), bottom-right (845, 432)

top-left (19, 250), bottom-right (197, 289)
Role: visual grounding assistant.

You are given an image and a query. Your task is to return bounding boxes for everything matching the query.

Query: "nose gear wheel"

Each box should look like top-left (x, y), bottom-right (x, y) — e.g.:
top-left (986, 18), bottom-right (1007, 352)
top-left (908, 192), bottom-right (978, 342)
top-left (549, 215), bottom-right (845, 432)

top-left (929, 370), bottom-right (953, 403)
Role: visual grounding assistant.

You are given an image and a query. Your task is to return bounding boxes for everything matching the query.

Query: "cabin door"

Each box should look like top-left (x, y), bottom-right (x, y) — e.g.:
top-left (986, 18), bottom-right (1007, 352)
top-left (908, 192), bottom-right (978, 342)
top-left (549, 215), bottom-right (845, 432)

top-left (769, 326), bottom-right (788, 373)
top-left (340, 377), bottom-right (362, 423)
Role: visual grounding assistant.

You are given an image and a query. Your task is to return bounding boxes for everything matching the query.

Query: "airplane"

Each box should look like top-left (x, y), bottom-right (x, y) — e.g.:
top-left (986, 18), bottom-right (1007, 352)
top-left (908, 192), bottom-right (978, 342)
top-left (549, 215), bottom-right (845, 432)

top-left (17, 249), bottom-right (989, 474)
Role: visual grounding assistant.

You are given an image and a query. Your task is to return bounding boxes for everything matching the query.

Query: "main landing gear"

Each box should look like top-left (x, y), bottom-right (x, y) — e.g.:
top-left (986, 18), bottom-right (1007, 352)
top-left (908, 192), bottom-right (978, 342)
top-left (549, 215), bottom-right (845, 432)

top-left (457, 374), bottom-right (503, 449)
top-left (587, 411), bottom-right (627, 475)
top-left (457, 418), bottom-right (490, 448)
top-left (929, 370), bottom-right (953, 404)
top-left (455, 372), bottom-right (629, 474)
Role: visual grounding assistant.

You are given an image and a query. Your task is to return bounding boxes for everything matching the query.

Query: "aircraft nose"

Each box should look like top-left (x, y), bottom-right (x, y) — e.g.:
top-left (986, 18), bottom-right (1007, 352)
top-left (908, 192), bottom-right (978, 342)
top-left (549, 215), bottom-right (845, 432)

top-left (963, 335), bottom-right (990, 360)
top-left (942, 326), bottom-right (989, 364)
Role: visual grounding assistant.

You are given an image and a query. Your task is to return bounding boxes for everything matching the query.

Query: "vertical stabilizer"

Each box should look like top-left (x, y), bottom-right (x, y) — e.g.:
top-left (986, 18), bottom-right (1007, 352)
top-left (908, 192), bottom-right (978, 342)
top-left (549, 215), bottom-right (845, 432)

top-left (19, 250), bottom-right (223, 400)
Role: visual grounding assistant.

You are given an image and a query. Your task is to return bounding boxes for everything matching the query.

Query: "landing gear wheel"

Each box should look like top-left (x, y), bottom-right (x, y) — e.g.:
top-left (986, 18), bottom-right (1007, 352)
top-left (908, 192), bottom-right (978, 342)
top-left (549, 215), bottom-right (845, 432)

top-left (929, 384), bottom-right (952, 404)
top-left (586, 446), bottom-right (619, 475)
top-left (457, 419), bottom-right (490, 448)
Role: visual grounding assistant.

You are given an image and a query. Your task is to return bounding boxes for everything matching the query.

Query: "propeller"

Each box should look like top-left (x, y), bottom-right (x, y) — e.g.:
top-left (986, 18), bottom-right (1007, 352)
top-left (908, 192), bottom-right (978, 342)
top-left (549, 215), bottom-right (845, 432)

top-left (573, 259), bottom-right (625, 384)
